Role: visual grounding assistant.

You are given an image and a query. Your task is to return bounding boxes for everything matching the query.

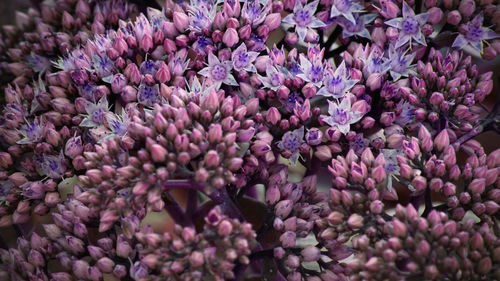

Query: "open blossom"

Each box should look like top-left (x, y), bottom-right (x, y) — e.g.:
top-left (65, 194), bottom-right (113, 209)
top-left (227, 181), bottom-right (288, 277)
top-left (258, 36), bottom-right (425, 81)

top-left (282, 0), bottom-right (326, 41)
top-left (187, 0), bottom-right (216, 32)
top-left (80, 96), bottom-right (110, 127)
top-left (199, 53), bottom-right (238, 90)
top-left (92, 54), bottom-right (115, 78)
top-left (140, 59), bottom-right (159, 76)
top-left (452, 13), bottom-right (500, 54)
top-left (187, 76), bottom-right (213, 102)
top-left (387, 44), bottom-right (416, 81)
top-left (297, 54), bottom-right (324, 87)
top-left (318, 61), bottom-right (358, 99)
top-left (231, 43), bottom-right (259, 72)
top-left (168, 51), bottom-right (190, 76)
top-left (259, 65), bottom-right (285, 91)
top-left (338, 14), bottom-right (377, 39)
top-left (242, 0), bottom-right (271, 27)
top-left (17, 117), bottom-right (44, 145)
top-left (277, 127), bottom-right (304, 165)
top-left (38, 152), bottom-right (66, 179)
top-left (361, 46), bottom-right (391, 78)
top-left (330, 0), bottom-right (365, 24)
top-left (137, 84), bottom-right (160, 107)
top-left (324, 98), bottom-right (363, 134)
top-left (385, 1), bottom-right (428, 48)
top-left (380, 149), bottom-right (402, 191)
top-left (106, 111), bottom-right (130, 137)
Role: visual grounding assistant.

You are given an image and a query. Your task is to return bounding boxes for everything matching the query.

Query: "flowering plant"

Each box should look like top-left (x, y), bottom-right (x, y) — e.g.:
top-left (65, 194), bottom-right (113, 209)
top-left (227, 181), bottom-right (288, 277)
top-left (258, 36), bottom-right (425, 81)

top-left (0, 0), bottom-right (499, 280)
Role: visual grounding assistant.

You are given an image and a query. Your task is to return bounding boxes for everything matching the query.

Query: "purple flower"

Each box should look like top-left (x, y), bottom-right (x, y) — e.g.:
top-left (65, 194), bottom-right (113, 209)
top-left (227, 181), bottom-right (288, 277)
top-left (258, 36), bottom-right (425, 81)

top-left (394, 101), bottom-right (415, 127)
top-left (168, 51), bottom-right (190, 76)
top-left (282, 0), bottom-right (325, 41)
top-left (188, 0), bottom-right (216, 32)
top-left (277, 127), bottom-right (304, 165)
top-left (452, 13), bottom-right (500, 54)
top-left (199, 53), bottom-right (238, 90)
top-left (231, 43), bottom-right (258, 72)
top-left (361, 46), bottom-right (390, 78)
top-left (259, 65), bottom-right (284, 91)
top-left (381, 149), bottom-right (402, 191)
top-left (385, 1), bottom-right (428, 48)
top-left (330, 0), bottom-right (364, 24)
top-left (106, 111), bottom-right (130, 137)
top-left (338, 14), bottom-right (376, 39)
top-left (92, 55), bottom-right (115, 78)
top-left (134, 14), bottom-right (152, 41)
top-left (349, 133), bottom-right (369, 154)
top-left (192, 37), bottom-right (213, 55)
top-left (324, 98), bottom-right (363, 134)
top-left (17, 117), bottom-right (44, 145)
top-left (39, 152), bottom-right (66, 179)
top-left (305, 128), bottom-right (323, 146)
top-left (280, 92), bottom-right (303, 112)
top-left (27, 53), bottom-right (51, 73)
top-left (387, 44), bottom-right (416, 81)
top-left (318, 61), bottom-right (358, 99)
top-left (80, 96), bottom-right (109, 127)
top-left (140, 60), bottom-right (159, 76)
top-left (187, 76), bottom-right (213, 102)
top-left (297, 54), bottom-right (324, 87)
top-left (137, 84), bottom-right (160, 107)
top-left (90, 34), bottom-right (113, 57)
top-left (242, 0), bottom-right (271, 27)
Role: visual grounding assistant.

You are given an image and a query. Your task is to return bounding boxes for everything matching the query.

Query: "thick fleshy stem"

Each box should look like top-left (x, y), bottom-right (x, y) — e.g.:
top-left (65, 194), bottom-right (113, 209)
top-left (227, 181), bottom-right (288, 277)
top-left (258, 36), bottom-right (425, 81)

top-left (208, 187), bottom-right (245, 221)
top-left (162, 191), bottom-right (193, 227)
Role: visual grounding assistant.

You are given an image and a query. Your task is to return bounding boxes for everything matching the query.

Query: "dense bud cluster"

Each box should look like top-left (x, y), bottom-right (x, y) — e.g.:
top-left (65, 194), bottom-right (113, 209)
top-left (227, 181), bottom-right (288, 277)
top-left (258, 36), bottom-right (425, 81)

top-left (0, 0), bottom-right (498, 280)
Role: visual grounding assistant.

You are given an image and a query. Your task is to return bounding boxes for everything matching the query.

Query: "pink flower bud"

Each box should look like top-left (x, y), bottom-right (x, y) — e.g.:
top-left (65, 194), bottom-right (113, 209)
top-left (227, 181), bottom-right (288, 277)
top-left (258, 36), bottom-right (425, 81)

top-left (275, 199), bottom-right (293, 218)
top-left (447, 10), bottom-right (461, 25)
top-left (266, 107), bottom-right (281, 125)
top-left (347, 214), bottom-right (363, 229)
top-left (223, 28), bottom-right (239, 47)
top-left (204, 150), bottom-right (220, 167)
top-left (265, 13), bottom-right (282, 30)
top-left (427, 7), bottom-right (443, 25)
top-left (434, 129), bottom-right (449, 151)
top-left (173, 12), bottom-right (189, 32)
top-left (150, 144), bottom-right (167, 162)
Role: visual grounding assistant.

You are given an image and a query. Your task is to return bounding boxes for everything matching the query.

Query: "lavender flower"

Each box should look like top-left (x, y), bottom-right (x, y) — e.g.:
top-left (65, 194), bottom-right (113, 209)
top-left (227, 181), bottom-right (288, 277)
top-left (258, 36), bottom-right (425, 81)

top-left (140, 59), bottom-right (159, 76)
top-left (297, 54), bottom-right (324, 87)
top-left (80, 96), bottom-right (110, 127)
top-left (385, 2), bottom-right (429, 48)
top-left (277, 127), bottom-right (304, 164)
top-left (106, 111), bottom-right (130, 138)
top-left (324, 98), bottom-right (363, 134)
top-left (187, 76), bottom-right (213, 102)
top-left (338, 14), bottom-right (377, 39)
top-left (138, 84), bottom-right (161, 107)
top-left (330, 0), bottom-right (365, 24)
top-left (17, 117), bottom-right (44, 145)
top-left (318, 61), bottom-right (358, 99)
top-left (452, 13), bottom-right (500, 54)
top-left (282, 0), bottom-right (326, 41)
top-left (361, 47), bottom-right (391, 78)
top-left (187, 0), bottom-right (216, 32)
top-left (242, 0), bottom-right (271, 27)
top-left (259, 65), bottom-right (284, 90)
top-left (387, 44), bottom-right (416, 81)
top-left (380, 149), bottom-right (402, 191)
top-left (199, 53), bottom-right (238, 90)
top-left (231, 43), bottom-right (259, 72)
top-left (39, 152), bottom-right (66, 179)
top-left (168, 52), bottom-right (190, 77)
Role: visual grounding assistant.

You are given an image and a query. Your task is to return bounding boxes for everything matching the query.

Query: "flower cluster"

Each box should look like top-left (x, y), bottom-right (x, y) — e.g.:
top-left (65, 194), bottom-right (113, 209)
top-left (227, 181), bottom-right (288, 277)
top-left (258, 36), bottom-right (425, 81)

top-left (0, 0), bottom-right (498, 280)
